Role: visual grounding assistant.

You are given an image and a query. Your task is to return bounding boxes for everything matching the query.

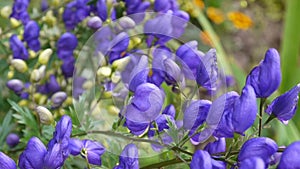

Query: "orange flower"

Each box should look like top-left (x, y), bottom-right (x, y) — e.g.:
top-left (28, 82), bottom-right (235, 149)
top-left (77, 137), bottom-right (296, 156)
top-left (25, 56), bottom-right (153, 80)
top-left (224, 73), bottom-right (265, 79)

top-left (227, 11), bottom-right (253, 30)
top-left (194, 0), bottom-right (205, 9)
top-left (206, 7), bottom-right (225, 24)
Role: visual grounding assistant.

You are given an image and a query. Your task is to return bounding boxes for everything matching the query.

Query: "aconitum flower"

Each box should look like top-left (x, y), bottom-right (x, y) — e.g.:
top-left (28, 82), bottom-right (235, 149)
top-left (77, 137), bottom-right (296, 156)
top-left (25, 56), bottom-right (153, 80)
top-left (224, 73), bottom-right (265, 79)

top-left (176, 41), bottom-right (218, 91)
top-left (238, 137), bottom-right (278, 165)
top-left (124, 0), bottom-right (150, 23)
top-left (154, 0), bottom-right (179, 12)
top-left (23, 20), bottom-right (40, 51)
top-left (63, 0), bottom-right (90, 30)
top-left (125, 83), bottom-right (165, 135)
top-left (246, 48), bottom-right (281, 98)
top-left (232, 85), bottom-right (257, 135)
top-left (6, 133), bottom-right (20, 148)
top-left (127, 55), bottom-right (149, 92)
top-left (0, 152), bottom-right (17, 169)
top-left (190, 150), bottom-right (212, 169)
top-left (114, 144), bottom-right (139, 169)
top-left (51, 91), bottom-right (68, 108)
top-left (265, 84), bottom-right (300, 124)
top-left (107, 32), bottom-right (130, 64)
top-left (69, 139), bottom-right (105, 166)
top-left (204, 138), bottom-right (226, 169)
top-left (9, 35), bottom-right (29, 60)
top-left (87, 16), bottom-right (102, 29)
top-left (183, 100), bottom-right (211, 144)
top-left (10, 0), bottom-right (30, 24)
top-left (38, 75), bottom-right (60, 94)
top-left (277, 141), bottom-right (300, 169)
top-left (96, 0), bottom-right (107, 21)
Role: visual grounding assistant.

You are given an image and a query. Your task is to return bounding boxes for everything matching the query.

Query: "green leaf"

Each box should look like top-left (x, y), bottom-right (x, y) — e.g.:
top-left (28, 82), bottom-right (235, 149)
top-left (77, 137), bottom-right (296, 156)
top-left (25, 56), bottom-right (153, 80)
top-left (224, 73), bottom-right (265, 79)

top-left (0, 111), bottom-right (13, 147)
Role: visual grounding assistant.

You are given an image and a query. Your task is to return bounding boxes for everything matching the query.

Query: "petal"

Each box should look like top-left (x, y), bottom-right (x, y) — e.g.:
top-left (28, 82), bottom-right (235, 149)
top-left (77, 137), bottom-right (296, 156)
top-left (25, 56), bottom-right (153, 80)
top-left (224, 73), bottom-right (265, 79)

top-left (204, 138), bottom-right (226, 155)
top-left (239, 157), bottom-right (265, 169)
top-left (0, 152), bottom-right (17, 169)
top-left (190, 150), bottom-right (212, 169)
top-left (278, 141), bottom-right (300, 169)
top-left (69, 139), bottom-right (83, 156)
top-left (238, 137), bottom-right (278, 164)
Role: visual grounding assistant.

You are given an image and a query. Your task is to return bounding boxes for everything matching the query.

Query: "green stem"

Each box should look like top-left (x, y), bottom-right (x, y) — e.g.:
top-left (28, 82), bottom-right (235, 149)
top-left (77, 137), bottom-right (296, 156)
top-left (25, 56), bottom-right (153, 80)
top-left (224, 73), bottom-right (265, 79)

top-left (140, 158), bottom-right (191, 169)
top-left (258, 98), bottom-right (266, 137)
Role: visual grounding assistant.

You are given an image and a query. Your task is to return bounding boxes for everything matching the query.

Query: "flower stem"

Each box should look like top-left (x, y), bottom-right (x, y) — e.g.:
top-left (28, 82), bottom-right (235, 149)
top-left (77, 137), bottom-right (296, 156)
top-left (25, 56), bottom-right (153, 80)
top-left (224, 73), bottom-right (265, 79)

top-left (140, 158), bottom-right (191, 169)
top-left (258, 98), bottom-right (266, 137)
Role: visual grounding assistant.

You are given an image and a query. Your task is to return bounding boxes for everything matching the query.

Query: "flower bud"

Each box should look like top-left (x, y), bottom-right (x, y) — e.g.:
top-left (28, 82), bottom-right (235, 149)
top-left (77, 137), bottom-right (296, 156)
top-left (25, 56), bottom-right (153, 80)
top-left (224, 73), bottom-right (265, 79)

top-left (112, 56), bottom-right (130, 70)
top-left (38, 65), bottom-right (46, 79)
top-left (11, 59), bottom-right (28, 73)
top-left (108, 105), bottom-right (120, 115)
top-left (51, 91), bottom-right (67, 108)
top-left (38, 48), bottom-right (53, 65)
top-left (36, 106), bottom-right (54, 125)
top-left (87, 16), bottom-right (102, 30)
top-left (6, 79), bottom-right (24, 94)
top-left (7, 71), bottom-right (14, 79)
top-left (10, 18), bottom-right (21, 28)
top-left (6, 133), bottom-right (19, 148)
top-left (119, 16), bottom-right (136, 29)
top-left (97, 66), bottom-right (112, 77)
top-left (30, 69), bottom-right (41, 82)
top-left (29, 50), bottom-right (37, 59)
top-left (0, 6), bottom-right (12, 19)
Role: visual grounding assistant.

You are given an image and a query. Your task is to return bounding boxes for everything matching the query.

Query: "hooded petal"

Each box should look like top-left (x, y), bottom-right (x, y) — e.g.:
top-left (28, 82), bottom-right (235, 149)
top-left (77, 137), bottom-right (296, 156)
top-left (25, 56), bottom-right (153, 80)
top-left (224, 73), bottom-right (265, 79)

top-left (204, 138), bottom-right (226, 155)
top-left (69, 139), bottom-right (83, 156)
top-left (277, 141), bottom-right (300, 169)
top-left (128, 55), bottom-right (149, 92)
top-left (115, 144), bottom-right (139, 169)
top-left (239, 157), bottom-right (265, 169)
top-left (238, 137), bottom-right (278, 165)
top-left (246, 48), bottom-right (281, 98)
top-left (232, 85), bottom-right (257, 135)
top-left (190, 150), bottom-right (212, 169)
top-left (9, 35), bottom-right (29, 60)
top-left (0, 152), bottom-right (17, 169)
top-left (83, 140), bottom-right (105, 166)
top-left (43, 143), bottom-right (66, 169)
top-left (18, 137), bottom-right (47, 169)
top-left (265, 83), bottom-right (300, 123)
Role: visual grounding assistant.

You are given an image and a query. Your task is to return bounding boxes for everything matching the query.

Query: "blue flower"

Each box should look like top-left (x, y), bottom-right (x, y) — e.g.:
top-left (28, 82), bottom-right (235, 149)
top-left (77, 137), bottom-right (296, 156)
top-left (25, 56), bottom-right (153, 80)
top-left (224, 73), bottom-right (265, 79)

top-left (69, 139), bottom-right (106, 166)
top-left (277, 141), bottom-right (300, 169)
top-left (124, 0), bottom-right (150, 23)
top-left (0, 152), bottom-right (17, 169)
top-left (107, 32), bottom-right (130, 64)
top-left (9, 35), bottom-right (29, 60)
top-left (183, 100), bottom-right (211, 144)
top-left (154, 0), bottom-right (179, 12)
top-left (63, 0), bottom-right (90, 30)
top-left (10, 0), bottom-right (30, 24)
top-left (246, 48), bottom-right (281, 98)
top-left (38, 75), bottom-right (61, 94)
top-left (114, 144), bottom-right (139, 169)
top-left (190, 150), bottom-right (212, 169)
top-left (204, 138), bottom-right (226, 155)
top-left (23, 20), bottom-right (40, 52)
top-left (18, 137), bottom-right (47, 169)
top-left (6, 133), bottom-right (20, 148)
top-left (125, 83), bottom-right (165, 135)
top-left (238, 137), bottom-right (278, 166)
top-left (127, 55), bottom-right (149, 92)
top-left (57, 32), bottom-right (78, 60)
top-left (265, 84), bottom-right (300, 124)
top-left (87, 16), bottom-right (103, 29)
top-left (232, 85), bottom-right (257, 135)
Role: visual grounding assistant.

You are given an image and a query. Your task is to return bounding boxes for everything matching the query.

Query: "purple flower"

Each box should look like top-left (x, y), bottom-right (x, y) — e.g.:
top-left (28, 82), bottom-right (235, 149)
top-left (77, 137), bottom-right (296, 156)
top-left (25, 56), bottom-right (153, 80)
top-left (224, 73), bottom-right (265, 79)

top-left (125, 83), bottom-right (165, 135)
top-left (73, 76), bottom-right (86, 99)
top-left (278, 141), bottom-right (300, 169)
top-left (190, 150), bottom-right (212, 169)
top-left (38, 75), bottom-right (60, 94)
top-left (57, 32), bottom-right (78, 60)
top-left (265, 84), bottom-right (300, 124)
top-left (23, 20), bottom-right (40, 52)
top-left (6, 133), bottom-right (20, 148)
top-left (9, 35), bottom-right (29, 60)
top-left (96, 0), bottom-right (108, 21)
top-left (127, 55), bottom-right (149, 92)
top-left (6, 79), bottom-right (24, 94)
top-left (183, 100), bottom-right (211, 144)
top-left (0, 152), bottom-right (17, 169)
top-left (238, 137), bottom-right (278, 165)
top-left (239, 157), bottom-right (265, 169)
top-left (51, 91), bottom-right (68, 108)
top-left (114, 144), bottom-right (139, 169)
top-left (10, 0), bottom-right (30, 24)
top-left (63, 0), bottom-right (90, 30)
top-left (154, 0), bottom-right (179, 12)
top-left (124, 0), bottom-right (150, 23)
top-left (232, 85), bottom-right (257, 135)
top-left (107, 32), bottom-right (130, 64)
top-left (246, 48), bottom-right (281, 98)
top-left (204, 138), bottom-right (226, 155)
top-left (61, 57), bottom-right (75, 78)
top-left (41, 0), bottom-right (49, 11)
top-left (69, 139), bottom-right (105, 166)
top-left (19, 137), bottom-right (47, 169)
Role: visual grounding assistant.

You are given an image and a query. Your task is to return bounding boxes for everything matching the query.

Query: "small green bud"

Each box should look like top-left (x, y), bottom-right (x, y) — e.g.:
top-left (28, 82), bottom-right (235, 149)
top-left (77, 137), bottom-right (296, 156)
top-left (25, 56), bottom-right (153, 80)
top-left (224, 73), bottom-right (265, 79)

top-left (36, 106), bottom-right (54, 125)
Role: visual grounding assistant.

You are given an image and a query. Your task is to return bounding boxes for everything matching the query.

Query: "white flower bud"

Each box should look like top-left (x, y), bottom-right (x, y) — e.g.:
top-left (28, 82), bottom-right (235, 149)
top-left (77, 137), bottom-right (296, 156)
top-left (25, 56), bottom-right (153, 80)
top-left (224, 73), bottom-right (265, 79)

top-left (36, 106), bottom-right (54, 125)
top-left (119, 16), bottom-right (136, 29)
top-left (30, 69), bottom-right (41, 82)
top-left (112, 56), bottom-right (130, 70)
top-left (0, 6), bottom-right (12, 19)
top-left (10, 18), bottom-right (21, 28)
top-left (38, 48), bottom-right (53, 65)
top-left (11, 59), bottom-right (28, 73)
top-left (97, 66), bottom-right (112, 77)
